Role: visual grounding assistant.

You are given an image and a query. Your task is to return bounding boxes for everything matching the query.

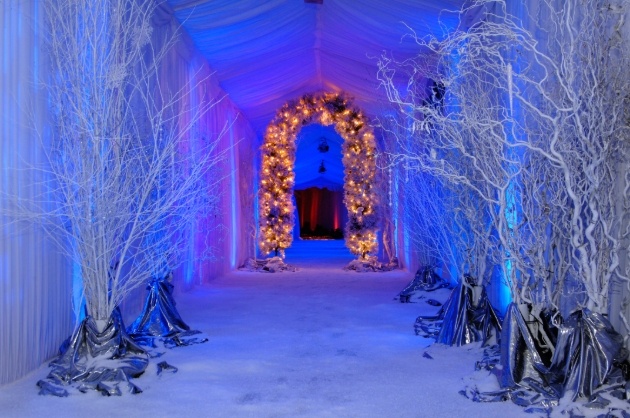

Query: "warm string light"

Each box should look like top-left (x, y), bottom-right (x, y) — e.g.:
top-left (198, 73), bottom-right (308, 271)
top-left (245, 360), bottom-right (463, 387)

top-left (258, 93), bottom-right (379, 258)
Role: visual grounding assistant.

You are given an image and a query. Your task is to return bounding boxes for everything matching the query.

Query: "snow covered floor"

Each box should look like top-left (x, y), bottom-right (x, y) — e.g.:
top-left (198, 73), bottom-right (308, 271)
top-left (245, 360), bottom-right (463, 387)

top-left (0, 240), bottom-right (532, 417)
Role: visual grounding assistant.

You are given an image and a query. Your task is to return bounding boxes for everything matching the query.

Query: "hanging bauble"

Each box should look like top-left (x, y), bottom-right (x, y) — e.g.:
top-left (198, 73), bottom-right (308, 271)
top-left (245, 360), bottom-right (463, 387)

top-left (318, 137), bottom-right (329, 153)
top-left (318, 160), bottom-right (326, 173)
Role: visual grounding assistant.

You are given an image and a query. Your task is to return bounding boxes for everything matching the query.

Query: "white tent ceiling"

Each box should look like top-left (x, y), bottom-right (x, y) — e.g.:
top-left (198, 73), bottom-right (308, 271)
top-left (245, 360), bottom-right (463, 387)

top-left (166, 0), bottom-right (467, 137)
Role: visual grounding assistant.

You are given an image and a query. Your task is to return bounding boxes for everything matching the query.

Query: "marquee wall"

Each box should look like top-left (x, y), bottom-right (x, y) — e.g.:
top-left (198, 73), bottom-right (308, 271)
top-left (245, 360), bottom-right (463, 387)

top-left (0, 1), bottom-right (257, 386)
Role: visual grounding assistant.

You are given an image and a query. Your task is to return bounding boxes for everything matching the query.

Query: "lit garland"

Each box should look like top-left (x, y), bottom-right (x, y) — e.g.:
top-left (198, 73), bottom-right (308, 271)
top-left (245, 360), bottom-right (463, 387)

top-left (258, 92), bottom-right (379, 258)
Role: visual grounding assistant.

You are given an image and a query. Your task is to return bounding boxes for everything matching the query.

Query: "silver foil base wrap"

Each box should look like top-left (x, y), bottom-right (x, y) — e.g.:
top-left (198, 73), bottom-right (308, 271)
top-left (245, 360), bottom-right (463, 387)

top-left (466, 304), bottom-right (630, 414)
top-left (398, 266), bottom-right (451, 302)
top-left (547, 308), bottom-right (627, 400)
top-left (495, 303), bottom-right (558, 391)
top-left (37, 308), bottom-right (149, 397)
top-left (415, 277), bottom-right (501, 346)
top-left (128, 277), bottom-right (208, 348)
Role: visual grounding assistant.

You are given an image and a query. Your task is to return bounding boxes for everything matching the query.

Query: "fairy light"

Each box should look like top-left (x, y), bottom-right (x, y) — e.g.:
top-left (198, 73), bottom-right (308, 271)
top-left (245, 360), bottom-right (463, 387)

top-left (258, 93), bottom-right (379, 258)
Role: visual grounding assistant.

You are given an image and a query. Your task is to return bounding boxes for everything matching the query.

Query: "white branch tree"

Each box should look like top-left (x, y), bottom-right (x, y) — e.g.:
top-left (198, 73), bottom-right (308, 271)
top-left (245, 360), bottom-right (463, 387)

top-left (379, 0), bottom-right (630, 316)
top-left (23, 0), bottom-right (228, 328)
top-left (379, 56), bottom-right (533, 305)
top-left (378, 114), bottom-right (485, 282)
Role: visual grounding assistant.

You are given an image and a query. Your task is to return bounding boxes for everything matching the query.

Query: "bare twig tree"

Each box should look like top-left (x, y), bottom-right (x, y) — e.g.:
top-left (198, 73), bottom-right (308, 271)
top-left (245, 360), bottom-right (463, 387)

top-left (22, 0), bottom-right (228, 328)
top-left (378, 114), bottom-right (474, 280)
top-left (379, 0), bottom-right (630, 318)
top-left (379, 56), bottom-right (533, 305)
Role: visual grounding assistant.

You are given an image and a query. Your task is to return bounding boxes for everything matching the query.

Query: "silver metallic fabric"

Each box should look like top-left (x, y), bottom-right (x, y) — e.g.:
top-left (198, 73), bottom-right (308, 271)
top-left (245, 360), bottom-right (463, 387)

top-left (547, 309), bottom-right (627, 400)
top-left (495, 303), bottom-right (557, 391)
top-left (128, 277), bottom-right (207, 347)
top-left (399, 266), bottom-right (451, 302)
top-left (37, 308), bottom-right (149, 396)
top-left (415, 278), bottom-right (501, 346)
top-left (467, 304), bottom-right (629, 414)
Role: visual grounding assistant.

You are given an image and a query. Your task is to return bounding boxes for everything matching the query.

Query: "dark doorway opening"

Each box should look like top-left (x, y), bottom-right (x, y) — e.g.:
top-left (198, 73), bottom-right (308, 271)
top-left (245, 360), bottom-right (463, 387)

top-left (295, 187), bottom-right (347, 239)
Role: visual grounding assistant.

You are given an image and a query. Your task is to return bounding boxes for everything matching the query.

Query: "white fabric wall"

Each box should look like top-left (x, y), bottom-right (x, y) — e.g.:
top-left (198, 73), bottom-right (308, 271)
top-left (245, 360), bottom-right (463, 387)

top-left (0, 0), bottom-right (74, 386)
top-left (148, 6), bottom-right (258, 285)
top-left (99, 5), bottom-right (260, 321)
top-left (0, 1), bottom-right (258, 385)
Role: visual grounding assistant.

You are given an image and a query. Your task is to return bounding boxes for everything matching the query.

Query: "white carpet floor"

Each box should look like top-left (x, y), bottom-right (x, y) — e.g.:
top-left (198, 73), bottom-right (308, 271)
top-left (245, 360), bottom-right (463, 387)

top-left (0, 240), bottom-right (537, 417)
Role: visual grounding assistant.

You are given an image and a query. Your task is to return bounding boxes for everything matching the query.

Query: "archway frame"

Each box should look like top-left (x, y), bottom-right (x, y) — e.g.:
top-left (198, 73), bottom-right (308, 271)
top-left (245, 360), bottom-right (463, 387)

top-left (258, 92), bottom-right (379, 259)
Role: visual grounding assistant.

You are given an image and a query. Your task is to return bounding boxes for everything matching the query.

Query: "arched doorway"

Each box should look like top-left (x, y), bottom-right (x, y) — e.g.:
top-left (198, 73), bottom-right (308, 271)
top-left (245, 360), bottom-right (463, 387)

top-left (295, 187), bottom-right (346, 239)
top-left (293, 124), bottom-right (347, 240)
top-left (258, 93), bottom-right (379, 259)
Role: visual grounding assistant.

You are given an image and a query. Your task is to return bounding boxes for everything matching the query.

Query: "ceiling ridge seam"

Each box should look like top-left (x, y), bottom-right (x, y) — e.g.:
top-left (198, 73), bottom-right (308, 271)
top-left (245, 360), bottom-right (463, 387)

top-left (314, 5), bottom-right (323, 91)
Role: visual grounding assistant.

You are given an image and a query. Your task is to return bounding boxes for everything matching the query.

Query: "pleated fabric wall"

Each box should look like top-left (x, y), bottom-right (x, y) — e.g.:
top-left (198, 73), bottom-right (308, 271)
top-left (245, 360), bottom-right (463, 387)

top-left (0, 0), bottom-right (74, 386)
top-left (117, 5), bottom-right (258, 320)
top-left (147, 5), bottom-right (258, 289)
top-left (1, 1), bottom-right (258, 385)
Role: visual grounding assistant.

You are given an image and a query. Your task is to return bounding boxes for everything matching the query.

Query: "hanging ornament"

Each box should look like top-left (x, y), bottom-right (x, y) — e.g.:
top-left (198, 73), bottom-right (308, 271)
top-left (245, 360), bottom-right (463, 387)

top-left (317, 137), bottom-right (329, 153)
top-left (318, 160), bottom-right (326, 173)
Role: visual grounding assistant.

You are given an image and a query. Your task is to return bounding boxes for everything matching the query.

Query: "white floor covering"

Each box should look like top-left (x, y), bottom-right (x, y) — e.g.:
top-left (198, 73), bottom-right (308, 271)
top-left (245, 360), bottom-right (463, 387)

top-left (0, 241), bottom-right (536, 417)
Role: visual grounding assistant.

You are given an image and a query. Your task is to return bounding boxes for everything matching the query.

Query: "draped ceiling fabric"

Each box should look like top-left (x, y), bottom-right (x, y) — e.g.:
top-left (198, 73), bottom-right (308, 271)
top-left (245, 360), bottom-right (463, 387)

top-left (165, 0), bottom-right (467, 138)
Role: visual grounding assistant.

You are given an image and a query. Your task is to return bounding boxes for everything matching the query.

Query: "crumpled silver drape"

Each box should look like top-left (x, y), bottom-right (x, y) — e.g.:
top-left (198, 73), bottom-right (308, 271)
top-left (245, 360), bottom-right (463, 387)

top-left (415, 277), bottom-right (501, 346)
top-left (547, 309), bottom-right (627, 400)
top-left (494, 303), bottom-right (557, 391)
top-left (37, 308), bottom-right (149, 397)
top-left (398, 266), bottom-right (451, 302)
top-left (465, 303), bottom-right (629, 414)
top-left (127, 277), bottom-right (207, 347)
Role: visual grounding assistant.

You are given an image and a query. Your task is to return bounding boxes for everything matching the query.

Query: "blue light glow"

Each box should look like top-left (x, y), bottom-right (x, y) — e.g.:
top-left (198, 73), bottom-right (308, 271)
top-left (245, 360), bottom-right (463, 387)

top-left (184, 242), bottom-right (194, 286)
top-left (72, 260), bottom-right (85, 322)
top-left (253, 142), bottom-right (261, 260)
top-left (392, 168), bottom-right (399, 259)
top-left (501, 259), bottom-right (514, 313)
top-left (229, 116), bottom-right (238, 268)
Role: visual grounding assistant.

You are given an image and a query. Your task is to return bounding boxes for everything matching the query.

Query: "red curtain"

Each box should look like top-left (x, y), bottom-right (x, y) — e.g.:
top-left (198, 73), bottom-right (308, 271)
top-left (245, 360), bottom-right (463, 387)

top-left (295, 188), bottom-right (347, 238)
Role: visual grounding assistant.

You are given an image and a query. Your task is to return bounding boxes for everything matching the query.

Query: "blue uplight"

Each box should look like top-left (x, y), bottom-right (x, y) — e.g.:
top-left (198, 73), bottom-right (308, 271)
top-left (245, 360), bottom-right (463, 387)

top-left (229, 116), bottom-right (238, 268)
top-left (72, 260), bottom-right (85, 323)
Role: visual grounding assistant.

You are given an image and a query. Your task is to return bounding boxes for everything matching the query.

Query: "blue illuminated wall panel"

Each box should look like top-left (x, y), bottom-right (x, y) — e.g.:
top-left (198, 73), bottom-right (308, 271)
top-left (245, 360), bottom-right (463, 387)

top-left (0, 0), bottom-right (73, 386)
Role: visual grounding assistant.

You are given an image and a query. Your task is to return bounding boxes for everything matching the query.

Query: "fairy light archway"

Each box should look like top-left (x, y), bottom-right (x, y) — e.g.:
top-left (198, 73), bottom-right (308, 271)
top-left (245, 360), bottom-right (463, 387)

top-left (258, 92), bottom-right (379, 259)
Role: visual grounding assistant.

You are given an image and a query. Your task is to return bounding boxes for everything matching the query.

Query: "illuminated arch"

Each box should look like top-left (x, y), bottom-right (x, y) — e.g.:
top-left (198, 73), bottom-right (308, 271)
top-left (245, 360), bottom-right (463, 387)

top-left (258, 92), bottom-right (379, 259)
